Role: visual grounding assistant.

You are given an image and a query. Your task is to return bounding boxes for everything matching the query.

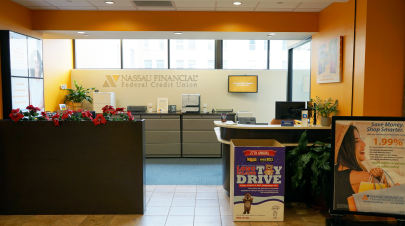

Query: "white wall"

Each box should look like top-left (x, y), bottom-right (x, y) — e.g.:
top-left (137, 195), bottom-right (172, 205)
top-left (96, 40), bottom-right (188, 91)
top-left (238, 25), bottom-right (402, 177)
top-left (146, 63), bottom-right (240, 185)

top-left (71, 69), bottom-right (287, 123)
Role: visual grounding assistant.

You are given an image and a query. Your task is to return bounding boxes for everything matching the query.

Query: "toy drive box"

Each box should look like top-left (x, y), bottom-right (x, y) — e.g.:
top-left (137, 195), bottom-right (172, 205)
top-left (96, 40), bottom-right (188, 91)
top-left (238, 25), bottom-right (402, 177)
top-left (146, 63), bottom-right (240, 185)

top-left (230, 139), bottom-right (285, 221)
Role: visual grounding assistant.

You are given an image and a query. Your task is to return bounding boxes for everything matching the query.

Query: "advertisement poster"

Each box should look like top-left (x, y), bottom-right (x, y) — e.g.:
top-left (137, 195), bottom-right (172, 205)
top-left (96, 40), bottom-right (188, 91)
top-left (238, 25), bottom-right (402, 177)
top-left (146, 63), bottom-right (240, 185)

top-left (333, 119), bottom-right (405, 216)
top-left (28, 37), bottom-right (43, 78)
top-left (11, 77), bottom-right (29, 110)
top-left (29, 78), bottom-right (44, 111)
top-left (317, 36), bottom-right (342, 83)
top-left (10, 32), bottom-right (28, 77)
top-left (232, 140), bottom-right (285, 221)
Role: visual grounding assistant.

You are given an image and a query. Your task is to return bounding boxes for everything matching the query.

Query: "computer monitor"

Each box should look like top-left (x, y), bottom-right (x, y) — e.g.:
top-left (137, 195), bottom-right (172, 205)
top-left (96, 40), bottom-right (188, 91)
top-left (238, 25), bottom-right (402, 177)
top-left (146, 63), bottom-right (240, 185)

top-left (275, 101), bottom-right (306, 120)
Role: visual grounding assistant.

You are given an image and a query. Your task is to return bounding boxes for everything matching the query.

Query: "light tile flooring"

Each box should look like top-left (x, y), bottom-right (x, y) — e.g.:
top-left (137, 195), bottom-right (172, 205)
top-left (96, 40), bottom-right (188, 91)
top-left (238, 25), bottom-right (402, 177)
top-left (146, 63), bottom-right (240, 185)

top-left (0, 185), bottom-right (332, 226)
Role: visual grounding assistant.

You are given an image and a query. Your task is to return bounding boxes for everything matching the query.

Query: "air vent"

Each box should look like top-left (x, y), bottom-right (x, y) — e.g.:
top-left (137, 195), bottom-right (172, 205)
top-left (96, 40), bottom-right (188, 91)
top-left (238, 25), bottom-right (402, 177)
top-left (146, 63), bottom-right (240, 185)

top-left (133, 1), bottom-right (173, 7)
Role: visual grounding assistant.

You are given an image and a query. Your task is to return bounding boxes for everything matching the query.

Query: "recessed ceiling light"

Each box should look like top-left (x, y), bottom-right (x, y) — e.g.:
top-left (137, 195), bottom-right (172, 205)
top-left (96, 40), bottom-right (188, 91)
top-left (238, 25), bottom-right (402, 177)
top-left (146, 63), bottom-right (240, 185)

top-left (233, 2), bottom-right (242, 5)
top-left (174, 32), bottom-right (182, 35)
top-left (77, 31), bottom-right (85, 34)
top-left (268, 33), bottom-right (276, 36)
top-left (105, 1), bottom-right (114, 4)
top-left (84, 34), bottom-right (89, 36)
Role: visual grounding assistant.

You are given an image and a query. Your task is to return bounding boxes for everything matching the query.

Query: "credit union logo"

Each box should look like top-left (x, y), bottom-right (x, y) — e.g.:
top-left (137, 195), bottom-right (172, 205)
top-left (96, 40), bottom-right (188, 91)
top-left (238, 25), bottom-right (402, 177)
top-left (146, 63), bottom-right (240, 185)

top-left (362, 195), bottom-right (369, 200)
top-left (103, 75), bottom-right (120, 87)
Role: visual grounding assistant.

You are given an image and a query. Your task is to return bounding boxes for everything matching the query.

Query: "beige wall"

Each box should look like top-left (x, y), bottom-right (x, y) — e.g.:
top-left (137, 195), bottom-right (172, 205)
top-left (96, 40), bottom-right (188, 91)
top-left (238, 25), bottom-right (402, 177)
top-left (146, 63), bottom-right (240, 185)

top-left (71, 69), bottom-right (287, 123)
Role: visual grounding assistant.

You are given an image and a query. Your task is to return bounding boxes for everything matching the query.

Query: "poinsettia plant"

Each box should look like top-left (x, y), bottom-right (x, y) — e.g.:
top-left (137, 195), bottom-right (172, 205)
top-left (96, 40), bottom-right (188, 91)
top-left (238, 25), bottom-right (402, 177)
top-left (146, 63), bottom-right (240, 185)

top-left (8, 105), bottom-right (136, 126)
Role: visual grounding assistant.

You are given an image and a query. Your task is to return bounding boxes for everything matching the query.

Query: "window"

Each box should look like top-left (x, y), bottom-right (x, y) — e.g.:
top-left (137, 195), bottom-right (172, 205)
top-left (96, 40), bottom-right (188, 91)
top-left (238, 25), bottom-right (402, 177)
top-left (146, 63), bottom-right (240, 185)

top-left (176, 40), bottom-right (183, 50)
top-left (249, 40), bottom-right (255, 51)
top-left (223, 40), bottom-right (267, 69)
top-left (156, 60), bottom-right (164, 69)
top-left (188, 60), bottom-right (196, 69)
top-left (188, 40), bottom-right (196, 50)
top-left (282, 40), bottom-right (287, 51)
top-left (75, 39), bottom-right (121, 69)
top-left (208, 60), bottom-right (214, 68)
top-left (122, 39), bottom-right (168, 69)
top-left (208, 42), bottom-right (213, 50)
top-left (144, 60), bottom-right (152, 68)
top-left (170, 40), bottom-right (215, 69)
top-left (289, 41), bottom-right (311, 102)
top-left (264, 40), bottom-right (268, 51)
top-left (176, 60), bottom-right (184, 68)
top-left (269, 40), bottom-right (300, 69)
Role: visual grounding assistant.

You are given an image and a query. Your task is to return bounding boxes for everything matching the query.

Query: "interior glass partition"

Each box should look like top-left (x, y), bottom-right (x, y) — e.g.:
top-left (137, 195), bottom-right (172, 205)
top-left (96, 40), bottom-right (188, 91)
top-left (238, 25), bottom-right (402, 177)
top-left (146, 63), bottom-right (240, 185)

top-left (287, 38), bottom-right (311, 102)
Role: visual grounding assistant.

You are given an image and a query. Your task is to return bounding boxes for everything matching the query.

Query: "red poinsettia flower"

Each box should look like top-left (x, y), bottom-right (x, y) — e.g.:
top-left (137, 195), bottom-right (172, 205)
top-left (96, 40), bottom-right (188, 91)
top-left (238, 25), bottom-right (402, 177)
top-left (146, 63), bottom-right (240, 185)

top-left (93, 114), bottom-right (107, 126)
top-left (26, 105), bottom-right (41, 113)
top-left (116, 107), bottom-right (125, 112)
top-left (102, 105), bottom-right (115, 113)
top-left (41, 112), bottom-right (49, 121)
top-left (52, 113), bottom-right (60, 126)
top-left (61, 113), bottom-right (70, 120)
top-left (77, 109), bottom-right (83, 113)
top-left (127, 111), bottom-right (135, 121)
top-left (9, 108), bottom-right (24, 122)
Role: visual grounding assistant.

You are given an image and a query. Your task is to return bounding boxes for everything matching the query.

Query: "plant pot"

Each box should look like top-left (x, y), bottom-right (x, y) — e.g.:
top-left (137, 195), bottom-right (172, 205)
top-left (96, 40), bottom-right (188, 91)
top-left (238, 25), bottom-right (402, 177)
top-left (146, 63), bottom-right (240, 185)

top-left (72, 102), bottom-right (83, 111)
top-left (320, 117), bottom-right (331, 126)
top-left (310, 193), bottom-right (329, 211)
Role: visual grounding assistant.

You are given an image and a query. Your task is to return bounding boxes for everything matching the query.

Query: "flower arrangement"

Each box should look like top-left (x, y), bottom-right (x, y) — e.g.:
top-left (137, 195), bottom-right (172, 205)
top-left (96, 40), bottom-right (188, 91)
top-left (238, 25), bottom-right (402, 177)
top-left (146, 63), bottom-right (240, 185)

top-left (8, 105), bottom-right (136, 127)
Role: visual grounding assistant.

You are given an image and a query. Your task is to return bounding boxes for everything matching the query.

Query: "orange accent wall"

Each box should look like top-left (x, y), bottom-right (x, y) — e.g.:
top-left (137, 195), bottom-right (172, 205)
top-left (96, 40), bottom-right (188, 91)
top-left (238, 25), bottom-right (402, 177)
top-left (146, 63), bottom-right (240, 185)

top-left (43, 39), bottom-right (73, 112)
top-left (352, 0), bottom-right (367, 116)
top-left (311, 0), bottom-right (355, 117)
top-left (360, 0), bottom-right (405, 116)
top-left (32, 11), bottom-right (319, 32)
top-left (0, 0), bottom-right (43, 119)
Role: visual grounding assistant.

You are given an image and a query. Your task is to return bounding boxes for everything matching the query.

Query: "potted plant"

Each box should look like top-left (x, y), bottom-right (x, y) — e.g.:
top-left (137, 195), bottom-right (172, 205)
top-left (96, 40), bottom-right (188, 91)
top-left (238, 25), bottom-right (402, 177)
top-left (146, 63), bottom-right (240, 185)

top-left (310, 96), bottom-right (339, 126)
top-left (62, 80), bottom-right (95, 111)
top-left (286, 130), bottom-right (331, 209)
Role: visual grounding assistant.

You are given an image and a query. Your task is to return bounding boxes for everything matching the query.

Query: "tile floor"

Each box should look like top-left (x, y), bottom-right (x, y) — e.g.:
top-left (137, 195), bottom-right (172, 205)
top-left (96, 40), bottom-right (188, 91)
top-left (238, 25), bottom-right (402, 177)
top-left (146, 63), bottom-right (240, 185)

top-left (0, 185), bottom-right (334, 226)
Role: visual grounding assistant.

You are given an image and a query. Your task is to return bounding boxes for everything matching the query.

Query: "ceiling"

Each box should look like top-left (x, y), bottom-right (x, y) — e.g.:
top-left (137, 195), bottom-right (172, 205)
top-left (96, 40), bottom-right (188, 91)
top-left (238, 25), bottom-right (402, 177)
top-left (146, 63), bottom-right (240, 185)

top-left (39, 31), bottom-right (317, 40)
top-left (13, 0), bottom-right (349, 12)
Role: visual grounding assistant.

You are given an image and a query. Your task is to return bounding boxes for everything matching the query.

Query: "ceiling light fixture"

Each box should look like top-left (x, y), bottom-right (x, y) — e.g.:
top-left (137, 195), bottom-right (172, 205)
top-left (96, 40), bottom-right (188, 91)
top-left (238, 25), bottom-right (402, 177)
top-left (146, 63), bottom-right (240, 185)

top-left (268, 33), bottom-right (276, 36)
top-left (233, 2), bottom-right (242, 5)
top-left (105, 1), bottom-right (115, 4)
top-left (77, 31), bottom-right (85, 34)
top-left (174, 32), bottom-right (183, 35)
top-left (267, 35), bottom-right (272, 37)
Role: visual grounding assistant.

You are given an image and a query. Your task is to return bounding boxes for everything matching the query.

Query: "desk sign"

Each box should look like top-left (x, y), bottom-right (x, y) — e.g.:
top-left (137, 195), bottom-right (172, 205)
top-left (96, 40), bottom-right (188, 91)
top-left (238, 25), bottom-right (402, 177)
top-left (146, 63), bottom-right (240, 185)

top-left (281, 120), bottom-right (294, 126)
top-left (230, 139), bottom-right (285, 222)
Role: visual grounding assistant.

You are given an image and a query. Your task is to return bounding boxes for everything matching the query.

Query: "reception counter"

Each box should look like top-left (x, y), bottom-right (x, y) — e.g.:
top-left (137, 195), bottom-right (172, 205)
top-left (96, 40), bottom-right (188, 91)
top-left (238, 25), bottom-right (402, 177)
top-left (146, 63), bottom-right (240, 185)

top-left (214, 121), bottom-right (331, 199)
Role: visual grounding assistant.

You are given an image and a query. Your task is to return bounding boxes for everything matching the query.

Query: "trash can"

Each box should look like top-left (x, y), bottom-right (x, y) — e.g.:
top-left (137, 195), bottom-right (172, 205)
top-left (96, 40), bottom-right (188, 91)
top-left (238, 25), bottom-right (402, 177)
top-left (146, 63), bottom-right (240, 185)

top-left (230, 139), bottom-right (285, 222)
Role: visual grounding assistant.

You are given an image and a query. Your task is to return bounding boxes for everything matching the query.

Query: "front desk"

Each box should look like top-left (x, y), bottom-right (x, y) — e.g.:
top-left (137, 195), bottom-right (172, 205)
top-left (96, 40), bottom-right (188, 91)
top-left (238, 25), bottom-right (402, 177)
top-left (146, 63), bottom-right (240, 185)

top-left (214, 121), bottom-right (331, 201)
top-left (132, 112), bottom-right (236, 157)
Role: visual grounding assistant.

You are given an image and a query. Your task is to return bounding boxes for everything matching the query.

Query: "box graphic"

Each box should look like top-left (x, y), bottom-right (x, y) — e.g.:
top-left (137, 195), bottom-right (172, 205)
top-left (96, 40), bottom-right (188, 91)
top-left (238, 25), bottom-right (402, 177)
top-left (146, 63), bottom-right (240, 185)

top-left (231, 140), bottom-right (285, 221)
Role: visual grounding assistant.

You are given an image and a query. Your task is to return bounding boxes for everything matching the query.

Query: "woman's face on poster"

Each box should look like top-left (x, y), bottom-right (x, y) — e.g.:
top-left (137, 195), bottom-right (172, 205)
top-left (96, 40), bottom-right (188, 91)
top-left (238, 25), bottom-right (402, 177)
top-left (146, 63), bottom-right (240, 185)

top-left (354, 129), bottom-right (367, 161)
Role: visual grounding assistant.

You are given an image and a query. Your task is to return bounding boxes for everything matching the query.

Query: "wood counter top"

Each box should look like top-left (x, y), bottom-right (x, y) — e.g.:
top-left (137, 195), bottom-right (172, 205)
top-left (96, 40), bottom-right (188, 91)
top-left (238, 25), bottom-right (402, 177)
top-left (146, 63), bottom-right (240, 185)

top-left (214, 121), bottom-right (331, 130)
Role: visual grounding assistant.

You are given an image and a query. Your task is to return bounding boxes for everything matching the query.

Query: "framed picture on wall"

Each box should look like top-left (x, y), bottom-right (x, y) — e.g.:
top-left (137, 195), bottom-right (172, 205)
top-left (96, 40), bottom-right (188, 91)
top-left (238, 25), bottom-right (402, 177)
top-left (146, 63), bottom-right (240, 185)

top-left (317, 36), bottom-right (343, 83)
top-left (157, 98), bottom-right (168, 113)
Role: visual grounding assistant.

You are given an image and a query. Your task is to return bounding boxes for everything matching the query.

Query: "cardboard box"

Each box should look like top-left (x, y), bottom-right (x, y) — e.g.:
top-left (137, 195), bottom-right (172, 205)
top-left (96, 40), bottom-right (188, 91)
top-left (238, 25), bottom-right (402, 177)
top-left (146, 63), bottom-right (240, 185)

top-left (230, 139), bottom-right (285, 221)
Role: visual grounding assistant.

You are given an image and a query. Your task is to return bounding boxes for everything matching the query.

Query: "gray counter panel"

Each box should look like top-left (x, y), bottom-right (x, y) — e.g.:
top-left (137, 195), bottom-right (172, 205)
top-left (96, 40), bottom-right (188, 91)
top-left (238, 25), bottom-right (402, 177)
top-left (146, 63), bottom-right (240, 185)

top-left (182, 143), bottom-right (221, 157)
top-left (145, 119), bottom-right (180, 131)
top-left (183, 131), bottom-right (219, 143)
top-left (183, 119), bottom-right (217, 131)
top-left (146, 143), bottom-right (181, 157)
top-left (146, 131), bottom-right (180, 143)
top-left (142, 115), bottom-right (180, 119)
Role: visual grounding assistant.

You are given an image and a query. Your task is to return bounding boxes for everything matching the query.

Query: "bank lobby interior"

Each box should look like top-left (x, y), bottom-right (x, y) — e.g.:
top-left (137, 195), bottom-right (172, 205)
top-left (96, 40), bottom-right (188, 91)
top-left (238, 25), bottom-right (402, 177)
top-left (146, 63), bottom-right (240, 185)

top-left (1, 0), bottom-right (405, 225)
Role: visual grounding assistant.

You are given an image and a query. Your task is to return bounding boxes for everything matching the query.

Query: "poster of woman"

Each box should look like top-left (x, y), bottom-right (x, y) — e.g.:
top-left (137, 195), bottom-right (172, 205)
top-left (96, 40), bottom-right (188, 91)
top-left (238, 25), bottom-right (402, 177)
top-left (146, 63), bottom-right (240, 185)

top-left (332, 117), bottom-right (405, 217)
